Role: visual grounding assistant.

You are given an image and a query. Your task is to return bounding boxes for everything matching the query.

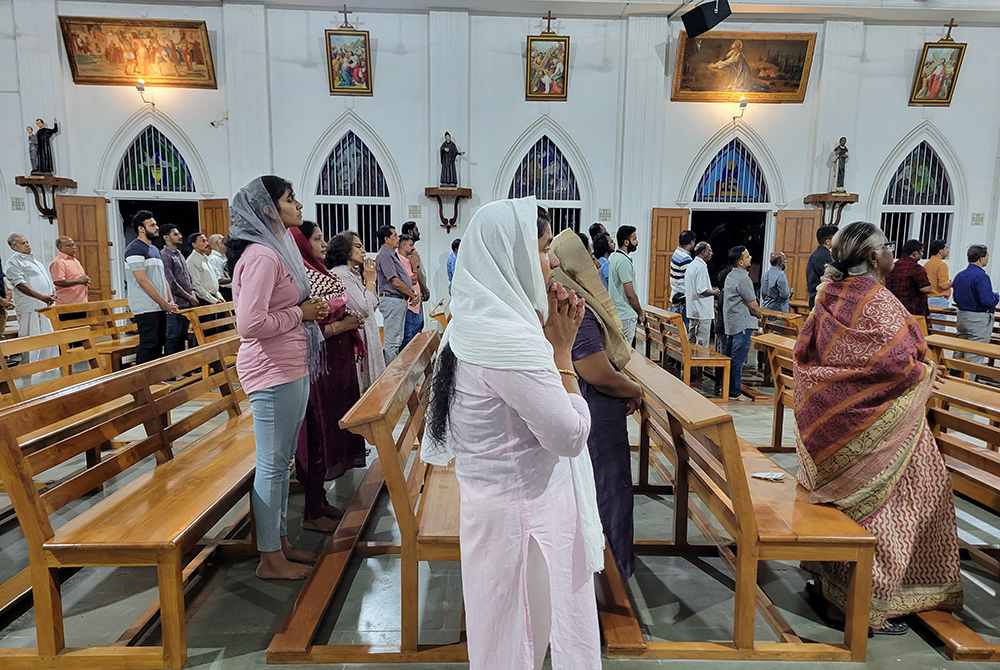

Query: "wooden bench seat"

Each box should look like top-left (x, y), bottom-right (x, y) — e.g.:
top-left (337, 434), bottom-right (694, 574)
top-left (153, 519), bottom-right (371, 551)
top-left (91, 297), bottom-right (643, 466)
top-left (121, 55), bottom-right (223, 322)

top-left (596, 351), bottom-right (874, 662)
top-left (646, 305), bottom-right (731, 401)
top-left (753, 332), bottom-right (797, 453)
top-left (40, 298), bottom-right (140, 371)
top-left (0, 336), bottom-right (252, 670)
top-left (927, 333), bottom-right (1000, 384)
top-left (267, 331), bottom-right (467, 665)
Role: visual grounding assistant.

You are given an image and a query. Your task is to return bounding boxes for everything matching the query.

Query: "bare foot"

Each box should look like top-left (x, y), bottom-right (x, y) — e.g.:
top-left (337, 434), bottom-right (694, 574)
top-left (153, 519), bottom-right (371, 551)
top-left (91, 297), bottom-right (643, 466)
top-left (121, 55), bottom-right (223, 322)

top-left (280, 536), bottom-right (318, 564)
top-left (323, 504), bottom-right (345, 518)
top-left (301, 516), bottom-right (339, 533)
top-left (256, 551), bottom-right (311, 580)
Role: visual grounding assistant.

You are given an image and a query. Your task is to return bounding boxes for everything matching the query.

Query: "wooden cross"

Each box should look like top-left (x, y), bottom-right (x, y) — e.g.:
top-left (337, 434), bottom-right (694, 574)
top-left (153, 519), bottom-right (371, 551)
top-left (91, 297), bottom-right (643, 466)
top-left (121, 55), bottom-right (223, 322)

top-left (943, 18), bottom-right (957, 41)
top-left (340, 4), bottom-right (354, 29)
top-left (542, 10), bottom-right (557, 34)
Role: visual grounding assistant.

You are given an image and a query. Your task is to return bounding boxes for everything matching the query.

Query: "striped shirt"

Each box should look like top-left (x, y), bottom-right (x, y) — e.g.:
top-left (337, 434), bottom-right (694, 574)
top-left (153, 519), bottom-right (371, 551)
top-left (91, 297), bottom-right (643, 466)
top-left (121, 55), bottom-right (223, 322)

top-left (669, 246), bottom-right (692, 299)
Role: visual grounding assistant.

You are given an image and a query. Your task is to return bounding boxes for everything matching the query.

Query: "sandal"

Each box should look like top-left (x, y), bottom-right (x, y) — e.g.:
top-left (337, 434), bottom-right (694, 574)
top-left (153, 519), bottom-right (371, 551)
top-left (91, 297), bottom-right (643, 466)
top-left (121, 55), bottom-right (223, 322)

top-left (873, 619), bottom-right (909, 635)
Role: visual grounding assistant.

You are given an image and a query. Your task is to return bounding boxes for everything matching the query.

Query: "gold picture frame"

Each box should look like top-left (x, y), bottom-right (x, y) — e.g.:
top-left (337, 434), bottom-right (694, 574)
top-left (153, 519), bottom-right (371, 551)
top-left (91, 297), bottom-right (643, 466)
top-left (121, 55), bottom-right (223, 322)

top-left (672, 31), bottom-right (816, 104)
top-left (326, 28), bottom-right (373, 96)
top-left (58, 16), bottom-right (217, 89)
top-left (526, 34), bottom-right (569, 102)
top-left (908, 41), bottom-right (966, 107)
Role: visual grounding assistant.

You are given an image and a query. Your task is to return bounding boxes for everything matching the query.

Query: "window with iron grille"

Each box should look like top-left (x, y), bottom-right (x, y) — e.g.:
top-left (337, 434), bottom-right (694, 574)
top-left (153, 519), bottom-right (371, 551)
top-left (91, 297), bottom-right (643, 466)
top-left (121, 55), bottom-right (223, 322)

top-left (315, 131), bottom-right (391, 253)
top-left (115, 125), bottom-right (195, 192)
top-left (507, 135), bottom-right (582, 231)
top-left (880, 141), bottom-right (954, 257)
top-left (694, 139), bottom-right (770, 204)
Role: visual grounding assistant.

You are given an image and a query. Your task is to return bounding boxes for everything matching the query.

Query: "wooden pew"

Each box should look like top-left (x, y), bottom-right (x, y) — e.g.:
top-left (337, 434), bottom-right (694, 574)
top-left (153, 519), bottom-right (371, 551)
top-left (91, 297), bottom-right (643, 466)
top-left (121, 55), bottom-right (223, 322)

top-left (752, 332), bottom-right (797, 453)
top-left (179, 301), bottom-right (236, 346)
top-left (928, 305), bottom-right (958, 333)
top-left (0, 336), bottom-right (254, 670)
top-left (927, 333), bottom-right (1000, 384)
top-left (268, 331), bottom-right (467, 665)
top-left (754, 310), bottom-right (802, 386)
top-left (914, 380), bottom-right (1000, 662)
top-left (648, 306), bottom-right (731, 402)
top-left (788, 298), bottom-right (810, 316)
top-left (40, 298), bottom-right (139, 371)
top-left (596, 352), bottom-right (875, 661)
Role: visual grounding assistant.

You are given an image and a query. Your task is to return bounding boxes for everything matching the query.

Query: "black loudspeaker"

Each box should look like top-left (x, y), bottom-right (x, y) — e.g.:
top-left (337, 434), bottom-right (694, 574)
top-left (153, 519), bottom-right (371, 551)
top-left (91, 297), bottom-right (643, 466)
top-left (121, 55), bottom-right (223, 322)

top-left (682, 0), bottom-right (733, 39)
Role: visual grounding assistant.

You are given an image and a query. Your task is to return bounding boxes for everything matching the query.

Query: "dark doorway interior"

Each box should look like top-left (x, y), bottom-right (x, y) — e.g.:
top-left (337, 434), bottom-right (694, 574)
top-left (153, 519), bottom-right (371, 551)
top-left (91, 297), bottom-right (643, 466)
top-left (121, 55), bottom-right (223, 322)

top-left (119, 200), bottom-right (200, 256)
top-left (691, 210), bottom-right (767, 286)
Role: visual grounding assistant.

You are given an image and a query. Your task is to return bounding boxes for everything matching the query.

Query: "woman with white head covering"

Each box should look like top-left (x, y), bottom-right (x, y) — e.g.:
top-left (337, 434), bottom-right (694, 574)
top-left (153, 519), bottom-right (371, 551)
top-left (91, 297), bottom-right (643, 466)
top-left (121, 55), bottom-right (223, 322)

top-left (423, 198), bottom-right (602, 670)
top-left (227, 176), bottom-right (329, 580)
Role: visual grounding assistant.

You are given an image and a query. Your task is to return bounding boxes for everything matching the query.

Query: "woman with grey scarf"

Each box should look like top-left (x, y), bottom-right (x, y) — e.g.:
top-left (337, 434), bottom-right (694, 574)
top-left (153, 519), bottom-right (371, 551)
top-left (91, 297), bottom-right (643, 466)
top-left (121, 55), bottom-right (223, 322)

top-left (228, 176), bottom-right (329, 580)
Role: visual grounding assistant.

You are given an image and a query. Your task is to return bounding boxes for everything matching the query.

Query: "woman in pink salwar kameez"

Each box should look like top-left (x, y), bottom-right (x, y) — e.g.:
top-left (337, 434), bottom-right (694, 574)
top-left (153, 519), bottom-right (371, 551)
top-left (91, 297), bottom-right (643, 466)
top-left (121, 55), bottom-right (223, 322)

top-left (422, 197), bottom-right (603, 670)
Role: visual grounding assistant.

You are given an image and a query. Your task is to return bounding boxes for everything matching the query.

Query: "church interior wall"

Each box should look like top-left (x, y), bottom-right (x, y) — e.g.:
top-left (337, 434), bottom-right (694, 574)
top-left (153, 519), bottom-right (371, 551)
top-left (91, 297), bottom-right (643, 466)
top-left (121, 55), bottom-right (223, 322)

top-left (2, 1), bottom-right (999, 302)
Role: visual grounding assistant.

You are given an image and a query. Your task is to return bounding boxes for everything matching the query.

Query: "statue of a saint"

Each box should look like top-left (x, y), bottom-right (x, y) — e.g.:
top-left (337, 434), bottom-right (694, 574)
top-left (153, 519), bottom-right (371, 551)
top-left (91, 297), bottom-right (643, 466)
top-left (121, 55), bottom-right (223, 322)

top-left (439, 132), bottom-right (464, 187)
top-left (26, 126), bottom-right (39, 173)
top-left (34, 118), bottom-right (59, 175)
top-left (830, 137), bottom-right (849, 193)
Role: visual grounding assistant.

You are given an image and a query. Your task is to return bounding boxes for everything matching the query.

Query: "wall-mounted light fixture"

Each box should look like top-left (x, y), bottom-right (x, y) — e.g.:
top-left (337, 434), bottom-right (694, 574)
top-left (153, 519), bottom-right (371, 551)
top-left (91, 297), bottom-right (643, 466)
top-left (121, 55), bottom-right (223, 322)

top-left (733, 95), bottom-right (747, 121)
top-left (136, 79), bottom-right (155, 107)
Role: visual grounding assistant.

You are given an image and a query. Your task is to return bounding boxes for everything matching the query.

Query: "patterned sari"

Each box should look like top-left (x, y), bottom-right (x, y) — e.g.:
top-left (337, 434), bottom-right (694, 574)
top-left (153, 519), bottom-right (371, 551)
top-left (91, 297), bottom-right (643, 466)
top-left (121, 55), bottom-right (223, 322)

top-left (793, 276), bottom-right (963, 628)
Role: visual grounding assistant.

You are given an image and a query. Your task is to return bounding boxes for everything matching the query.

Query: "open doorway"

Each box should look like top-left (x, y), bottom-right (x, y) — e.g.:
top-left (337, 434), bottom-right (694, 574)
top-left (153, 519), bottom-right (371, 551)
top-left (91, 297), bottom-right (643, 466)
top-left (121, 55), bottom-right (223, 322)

top-left (691, 210), bottom-right (767, 285)
top-left (118, 199), bottom-right (200, 256)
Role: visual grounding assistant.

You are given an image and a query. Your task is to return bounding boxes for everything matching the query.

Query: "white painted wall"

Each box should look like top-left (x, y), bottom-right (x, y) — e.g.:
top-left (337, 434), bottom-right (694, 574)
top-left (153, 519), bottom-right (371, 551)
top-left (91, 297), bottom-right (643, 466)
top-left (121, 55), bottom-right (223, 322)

top-left (1, 2), bottom-right (999, 302)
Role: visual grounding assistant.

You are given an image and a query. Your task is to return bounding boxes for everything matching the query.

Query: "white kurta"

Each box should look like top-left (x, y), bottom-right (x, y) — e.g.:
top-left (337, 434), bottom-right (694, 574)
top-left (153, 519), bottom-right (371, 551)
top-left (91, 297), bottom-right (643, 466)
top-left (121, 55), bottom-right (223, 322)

top-left (6, 252), bottom-right (57, 363)
top-left (448, 360), bottom-right (601, 670)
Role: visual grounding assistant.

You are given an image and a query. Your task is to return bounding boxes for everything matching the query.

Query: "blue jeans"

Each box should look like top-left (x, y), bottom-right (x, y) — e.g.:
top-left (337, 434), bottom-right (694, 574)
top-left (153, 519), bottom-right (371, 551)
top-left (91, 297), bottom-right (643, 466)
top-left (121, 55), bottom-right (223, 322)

top-left (249, 376), bottom-right (310, 552)
top-left (928, 296), bottom-right (950, 331)
top-left (401, 304), bottom-right (424, 352)
top-left (728, 328), bottom-right (753, 399)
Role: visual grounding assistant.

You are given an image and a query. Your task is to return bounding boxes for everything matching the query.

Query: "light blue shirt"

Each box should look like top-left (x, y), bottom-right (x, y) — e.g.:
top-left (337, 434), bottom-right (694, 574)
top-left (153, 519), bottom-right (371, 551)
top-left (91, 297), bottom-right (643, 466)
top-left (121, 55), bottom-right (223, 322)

top-left (598, 256), bottom-right (610, 289)
top-left (447, 252), bottom-right (457, 295)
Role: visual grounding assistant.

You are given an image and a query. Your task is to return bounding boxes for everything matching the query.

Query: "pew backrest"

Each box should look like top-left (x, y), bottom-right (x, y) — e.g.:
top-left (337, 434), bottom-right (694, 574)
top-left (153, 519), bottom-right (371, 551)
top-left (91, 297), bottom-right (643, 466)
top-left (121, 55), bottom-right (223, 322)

top-left (754, 332), bottom-right (796, 403)
top-left (42, 298), bottom-right (137, 341)
top-left (0, 336), bottom-right (243, 551)
top-left (0, 327), bottom-right (106, 406)
top-left (758, 309), bottom-right (803, 337)
top-left (180, 301), bottom-right (237, 346)
top-left (657, 311), bottom-right (693, 363)
top-left (926, 333), bottom-right (1000, 384)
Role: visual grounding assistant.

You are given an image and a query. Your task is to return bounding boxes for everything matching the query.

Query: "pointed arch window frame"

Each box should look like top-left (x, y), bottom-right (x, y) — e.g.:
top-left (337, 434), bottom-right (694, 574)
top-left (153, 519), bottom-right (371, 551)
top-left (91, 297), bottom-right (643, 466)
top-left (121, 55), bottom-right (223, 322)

top-left (506, 135), bottom-right (583, 234)
top-left (114, 125), bottom-right (196, 193)
top-left (314, 130), bottom-right (392, 253)
top-left (693, 139), bottom-right (770, 204)
top-left (879, 141), bottom-right (956, 257)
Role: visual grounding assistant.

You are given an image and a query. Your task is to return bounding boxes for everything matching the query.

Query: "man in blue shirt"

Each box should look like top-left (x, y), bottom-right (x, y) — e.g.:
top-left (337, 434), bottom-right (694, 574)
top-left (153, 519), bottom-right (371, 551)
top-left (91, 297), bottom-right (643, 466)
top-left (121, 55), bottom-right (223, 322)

top-left (447, 238), bottom-right (460, 295)
top-left (952, 244), bottom-right (999, 368)
top-left (593, 232), bottom-right (613, 289)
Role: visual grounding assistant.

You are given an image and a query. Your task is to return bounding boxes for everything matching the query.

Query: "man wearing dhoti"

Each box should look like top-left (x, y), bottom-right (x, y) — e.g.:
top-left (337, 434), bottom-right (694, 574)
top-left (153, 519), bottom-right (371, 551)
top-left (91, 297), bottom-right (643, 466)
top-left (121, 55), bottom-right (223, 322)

top-left (6, 234), bottom-right (57, 363)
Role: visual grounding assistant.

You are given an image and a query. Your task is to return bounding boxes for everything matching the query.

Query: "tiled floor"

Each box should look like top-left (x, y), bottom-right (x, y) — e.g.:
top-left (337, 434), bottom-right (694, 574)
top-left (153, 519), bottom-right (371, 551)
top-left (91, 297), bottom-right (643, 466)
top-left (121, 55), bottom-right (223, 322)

top-left (1, 380), bottom-right (999, 669)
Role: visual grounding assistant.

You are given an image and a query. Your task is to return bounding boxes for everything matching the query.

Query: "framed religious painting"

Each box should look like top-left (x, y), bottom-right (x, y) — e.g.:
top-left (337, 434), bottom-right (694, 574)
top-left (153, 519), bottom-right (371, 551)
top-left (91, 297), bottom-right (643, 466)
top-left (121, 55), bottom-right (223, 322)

top-left (58, 16), bottom-right (217, 89)
top-left (909, 41), bottom-right (966, 107)
top-left (526, 35), bottom-right (569, 101)
top-left (672, 31), bottom-right (816, 103)
top-left (326, 28), bottom-right (373, 96)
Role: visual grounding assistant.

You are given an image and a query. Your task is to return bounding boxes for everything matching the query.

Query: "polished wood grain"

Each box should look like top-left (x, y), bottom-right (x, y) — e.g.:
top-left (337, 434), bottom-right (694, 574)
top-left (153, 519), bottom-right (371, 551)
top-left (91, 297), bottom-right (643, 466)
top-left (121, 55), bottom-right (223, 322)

top-left (752, 333), bottom-right (797, 452)
top-left (645, 308), bottom-right (731, 402)
top-left (40, 299), bottom-right (140, 371)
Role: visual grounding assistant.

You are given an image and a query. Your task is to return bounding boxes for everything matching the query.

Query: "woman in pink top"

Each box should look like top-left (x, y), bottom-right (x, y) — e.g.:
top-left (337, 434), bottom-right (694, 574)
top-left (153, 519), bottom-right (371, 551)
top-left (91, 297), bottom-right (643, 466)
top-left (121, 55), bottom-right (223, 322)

top-left (423, 198), bottom-right (602, 670)
top-left (228, 176), bottom-right (329, 580)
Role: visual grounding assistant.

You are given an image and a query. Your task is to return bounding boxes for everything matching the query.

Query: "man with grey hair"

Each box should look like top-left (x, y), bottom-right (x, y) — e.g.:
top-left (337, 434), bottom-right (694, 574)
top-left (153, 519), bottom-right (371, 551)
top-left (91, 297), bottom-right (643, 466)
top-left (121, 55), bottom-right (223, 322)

top-left (952, 244), bottom-right (999, 369)
top-left (207, 234), bottom-right (231, 301)
top-left (759, 251), bottom-right (793, 314)
top-left (685, 242), bottom-right (719, 348)
top-left (6, 233), bottom-right (57, 362)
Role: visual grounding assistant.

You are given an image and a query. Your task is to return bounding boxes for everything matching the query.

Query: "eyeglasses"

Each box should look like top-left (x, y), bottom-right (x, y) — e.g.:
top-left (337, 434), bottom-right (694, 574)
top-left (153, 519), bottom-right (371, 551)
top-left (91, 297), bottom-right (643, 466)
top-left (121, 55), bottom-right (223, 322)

top-left (883, 242), bottom-right (896, 253)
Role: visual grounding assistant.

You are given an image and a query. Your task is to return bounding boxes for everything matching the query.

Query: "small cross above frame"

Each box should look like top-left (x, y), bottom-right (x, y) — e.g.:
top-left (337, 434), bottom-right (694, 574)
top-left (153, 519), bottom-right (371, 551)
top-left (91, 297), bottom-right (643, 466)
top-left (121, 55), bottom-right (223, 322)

top-left (542, 10), bottom-right (557, 34)
top-left (340, 4), bottom-right (354, 29)
top-left (943, 18), bottom-right (957, 41)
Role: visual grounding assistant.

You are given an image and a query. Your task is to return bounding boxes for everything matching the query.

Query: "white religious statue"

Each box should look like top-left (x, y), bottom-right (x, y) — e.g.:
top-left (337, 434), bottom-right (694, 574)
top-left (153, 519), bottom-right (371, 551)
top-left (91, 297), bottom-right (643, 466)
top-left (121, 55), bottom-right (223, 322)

top-left (830, 137), bottom-right (849, 193)
top-left (6, 233), bottom-right (58, 364)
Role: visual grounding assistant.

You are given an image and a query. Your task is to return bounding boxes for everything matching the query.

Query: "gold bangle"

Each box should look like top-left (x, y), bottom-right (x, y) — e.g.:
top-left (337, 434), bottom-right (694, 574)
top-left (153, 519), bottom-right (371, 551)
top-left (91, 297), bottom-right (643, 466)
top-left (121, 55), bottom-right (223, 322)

top-left (557, 368), bottom-right (578, 379)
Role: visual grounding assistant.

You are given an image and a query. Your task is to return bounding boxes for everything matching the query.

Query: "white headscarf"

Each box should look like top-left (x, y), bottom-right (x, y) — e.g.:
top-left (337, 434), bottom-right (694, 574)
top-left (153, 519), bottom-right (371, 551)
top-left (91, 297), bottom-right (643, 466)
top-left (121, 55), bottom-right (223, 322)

top-left (229, 177), bottom-right (325, 380)
top-left (422, 196), bottom-right (604, 573)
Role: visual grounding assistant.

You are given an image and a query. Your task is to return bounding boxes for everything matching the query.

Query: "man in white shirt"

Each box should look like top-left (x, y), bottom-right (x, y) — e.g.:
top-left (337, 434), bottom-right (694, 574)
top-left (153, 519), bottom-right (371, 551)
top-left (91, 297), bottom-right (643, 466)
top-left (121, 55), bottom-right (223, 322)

top-left (186, 233), bottom-right (224, 304)
top-left (6, 233), bottom-right (57, 362)
top-left (207, 234), bottom-right (231, 300)
top-left (685, 242), bottom-right (719, 348)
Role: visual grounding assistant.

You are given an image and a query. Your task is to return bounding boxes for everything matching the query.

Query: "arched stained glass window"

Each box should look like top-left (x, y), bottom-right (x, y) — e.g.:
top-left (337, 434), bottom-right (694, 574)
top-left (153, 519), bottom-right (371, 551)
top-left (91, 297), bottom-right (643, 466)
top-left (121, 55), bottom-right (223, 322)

top-left (115, 125), bottom-right (195, 192)
top-left (507, 136), bottom-right (582, 233)
top-left (694, 139), bottom-right (769, 204)
top-left (315, 131), bottom-right (391, 252)
top-left (880, 141), bottom-right (954, 256)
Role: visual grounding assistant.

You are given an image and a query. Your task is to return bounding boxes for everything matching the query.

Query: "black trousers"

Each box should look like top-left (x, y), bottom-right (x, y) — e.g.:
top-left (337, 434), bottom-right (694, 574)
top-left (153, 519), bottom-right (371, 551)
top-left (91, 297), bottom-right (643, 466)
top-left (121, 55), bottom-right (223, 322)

top-left (134, 311), bottom-right (167, 364)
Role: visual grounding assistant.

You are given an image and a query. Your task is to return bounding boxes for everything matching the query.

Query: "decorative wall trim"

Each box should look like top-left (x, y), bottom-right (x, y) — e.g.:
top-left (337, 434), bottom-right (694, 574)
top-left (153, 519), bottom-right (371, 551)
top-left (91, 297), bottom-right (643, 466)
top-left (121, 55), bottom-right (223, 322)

top-left (493, 114), bottom-right (596, 219)
top-left (677, 121), bottom-right (787, 209)
top-left (301, 109), bottom-right (405, 216)
top-left (866, 121), bottom-right (968, 224)
top-left (95, 107), bottom-right (213, 198)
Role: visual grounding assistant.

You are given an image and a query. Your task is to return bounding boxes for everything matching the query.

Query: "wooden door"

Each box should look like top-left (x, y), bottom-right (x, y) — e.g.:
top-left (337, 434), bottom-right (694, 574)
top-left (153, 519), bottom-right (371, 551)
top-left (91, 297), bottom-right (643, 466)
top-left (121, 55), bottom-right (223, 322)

top-left (774, 209), bottom-right (822, 300)
top-left (199, 199), bottom-right (230, 238)
top-left (649, 208), bottom-right (689, 309)
top-left (56, 195), bottom-right (112, 300)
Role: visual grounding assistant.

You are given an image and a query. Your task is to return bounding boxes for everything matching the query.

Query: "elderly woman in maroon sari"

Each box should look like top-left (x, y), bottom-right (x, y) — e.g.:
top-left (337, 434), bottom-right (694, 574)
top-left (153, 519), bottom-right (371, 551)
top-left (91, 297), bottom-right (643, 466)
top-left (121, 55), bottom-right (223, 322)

top-left (291, 221), bottom-right (368, 532)
top-left (793, 221), bottom-right (963, 635)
